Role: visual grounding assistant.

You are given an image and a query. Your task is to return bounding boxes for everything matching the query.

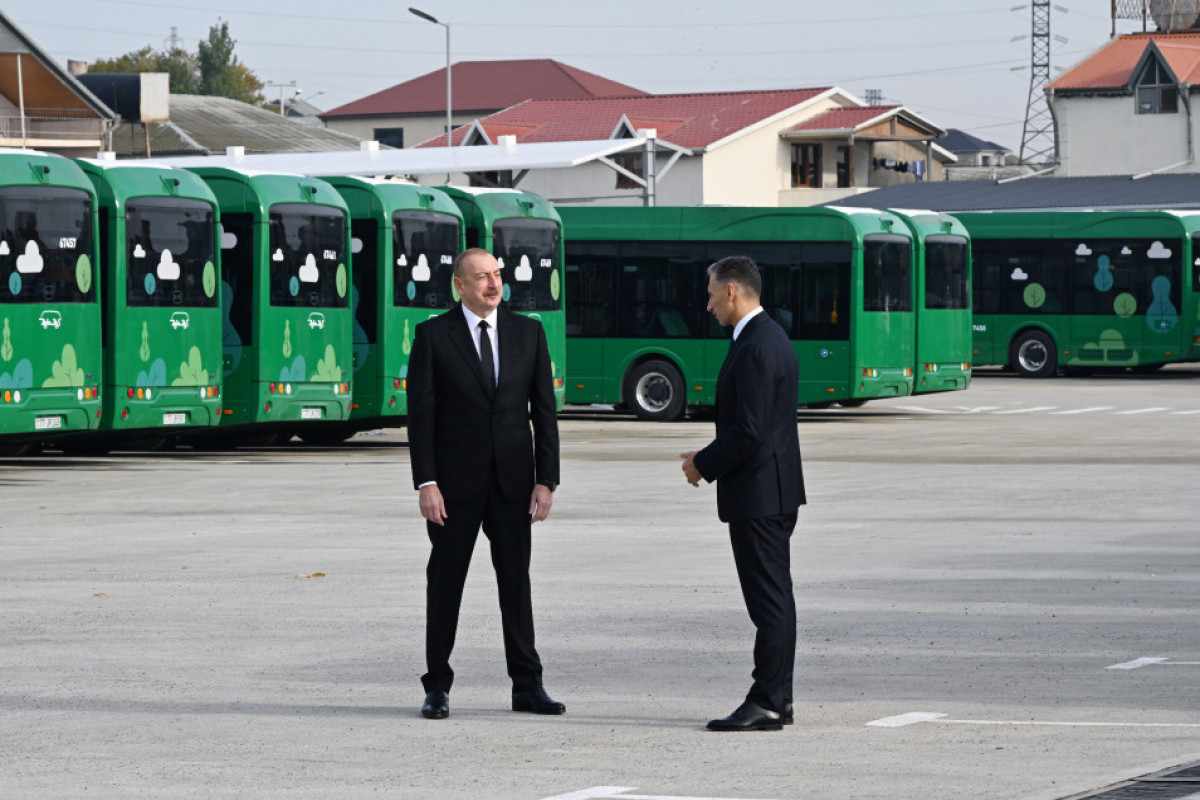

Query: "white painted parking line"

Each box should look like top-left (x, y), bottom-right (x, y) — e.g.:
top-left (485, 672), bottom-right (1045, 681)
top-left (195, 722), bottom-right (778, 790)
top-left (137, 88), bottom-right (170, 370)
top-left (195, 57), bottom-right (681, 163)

top-left (1049, 406), bottom-right (1116, 415)
top-left (953, 406), bottom-right (1002, 414)
top-left (543, 789), bottom-right (786, 800)
top-left (1171, 409), bottom-right (1200, 415)
top-left (1115, 407), bottom-right (1171, 415)
top-left (894, 406), bottom-right (955, 414)
top-left (992, 406), bottom-right (1057, 414)
top-left (1108, 657), bottom-right (1168, 670)
top-left (867, 712), bottom-right (1200, 729)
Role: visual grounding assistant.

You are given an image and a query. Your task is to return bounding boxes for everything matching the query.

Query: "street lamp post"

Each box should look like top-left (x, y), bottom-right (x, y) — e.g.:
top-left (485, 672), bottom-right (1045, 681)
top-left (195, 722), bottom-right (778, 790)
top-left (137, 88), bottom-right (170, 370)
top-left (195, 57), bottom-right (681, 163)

top-left (409, 7), bottom-right (452, 149)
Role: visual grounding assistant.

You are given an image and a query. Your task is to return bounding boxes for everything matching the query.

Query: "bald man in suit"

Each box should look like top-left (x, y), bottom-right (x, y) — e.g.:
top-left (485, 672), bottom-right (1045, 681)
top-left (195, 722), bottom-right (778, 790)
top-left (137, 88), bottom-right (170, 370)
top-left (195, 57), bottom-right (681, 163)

top-left (407, 248), bottom-right (564, 720)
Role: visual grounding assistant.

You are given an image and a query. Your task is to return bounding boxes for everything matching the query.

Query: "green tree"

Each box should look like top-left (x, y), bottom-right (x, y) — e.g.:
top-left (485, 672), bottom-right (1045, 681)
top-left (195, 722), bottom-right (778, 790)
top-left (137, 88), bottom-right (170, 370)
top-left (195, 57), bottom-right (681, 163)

top-left (197, 21), bottom-right (263, 104)
top-left (88, 20), bottom-right (261, 102)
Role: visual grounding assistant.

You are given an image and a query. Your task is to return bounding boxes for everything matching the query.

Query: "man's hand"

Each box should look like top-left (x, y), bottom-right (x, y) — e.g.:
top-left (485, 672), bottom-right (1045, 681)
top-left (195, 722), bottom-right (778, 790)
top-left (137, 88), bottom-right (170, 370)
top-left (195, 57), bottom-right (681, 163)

top-left (419, 484), bottom-right (448, 527)
top-left (679, 451), bottom-right (702, 487)
top-left (529, 483), bottom-right (554, 523)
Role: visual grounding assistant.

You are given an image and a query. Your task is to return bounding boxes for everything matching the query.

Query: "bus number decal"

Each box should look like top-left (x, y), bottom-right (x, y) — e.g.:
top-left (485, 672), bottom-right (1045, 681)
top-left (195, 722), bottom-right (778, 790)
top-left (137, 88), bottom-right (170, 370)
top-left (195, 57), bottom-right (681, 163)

top-left (440, 255), bottom-right (453, 265)
top-left (540, 258), bottom-right (553, 268)
top-left (59, 237), bottom-right (76, 249)
top-left (323, 250), bottom-right (337, 261)
top-left (973, 324), bottom-right (987, 332)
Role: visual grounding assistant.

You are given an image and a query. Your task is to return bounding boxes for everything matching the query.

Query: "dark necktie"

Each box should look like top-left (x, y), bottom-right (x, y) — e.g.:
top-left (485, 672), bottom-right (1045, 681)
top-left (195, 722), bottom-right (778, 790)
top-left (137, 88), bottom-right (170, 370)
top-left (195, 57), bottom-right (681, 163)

top-left (478, 320), bottom-right (496, 391)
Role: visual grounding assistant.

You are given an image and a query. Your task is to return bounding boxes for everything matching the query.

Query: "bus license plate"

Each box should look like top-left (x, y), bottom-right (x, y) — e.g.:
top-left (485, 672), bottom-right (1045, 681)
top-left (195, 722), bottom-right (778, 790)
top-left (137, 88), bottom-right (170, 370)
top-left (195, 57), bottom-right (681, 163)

top-left (162, 413), bottom-right (187, 425)
top-left (35, 416), bottom-right (63, 430)
top-left (301, 408), bottom-right (322, 420)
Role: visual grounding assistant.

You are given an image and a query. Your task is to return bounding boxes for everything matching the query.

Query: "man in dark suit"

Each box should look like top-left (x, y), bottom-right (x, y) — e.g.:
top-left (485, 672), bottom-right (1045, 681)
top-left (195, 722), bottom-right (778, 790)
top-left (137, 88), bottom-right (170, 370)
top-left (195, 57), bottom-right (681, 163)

top-left (407, 247), bottom-right (564, 720)
top-left (680, 255), bottom-right (805, 732)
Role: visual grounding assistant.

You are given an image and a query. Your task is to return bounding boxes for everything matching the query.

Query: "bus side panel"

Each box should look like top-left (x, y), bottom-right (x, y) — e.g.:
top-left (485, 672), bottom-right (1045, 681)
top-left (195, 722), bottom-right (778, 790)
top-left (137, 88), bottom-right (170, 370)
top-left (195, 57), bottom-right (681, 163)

top-left (565, 338), bottom-right (604, 404)
top-left (796, 340), bottom-right (849, 405)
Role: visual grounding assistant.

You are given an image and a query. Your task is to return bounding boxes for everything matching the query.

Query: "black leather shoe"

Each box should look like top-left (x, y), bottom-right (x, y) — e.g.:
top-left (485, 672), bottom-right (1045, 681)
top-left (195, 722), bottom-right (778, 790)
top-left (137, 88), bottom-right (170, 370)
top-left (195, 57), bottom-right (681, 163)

top-left (421, 690), bottom-right (449, 719)
top-left (512, 685), bottom-right (566, 715)
top-left (706, 700), bottom-right (782, 731)
top-left (782, 702), bottom-right (794, 726)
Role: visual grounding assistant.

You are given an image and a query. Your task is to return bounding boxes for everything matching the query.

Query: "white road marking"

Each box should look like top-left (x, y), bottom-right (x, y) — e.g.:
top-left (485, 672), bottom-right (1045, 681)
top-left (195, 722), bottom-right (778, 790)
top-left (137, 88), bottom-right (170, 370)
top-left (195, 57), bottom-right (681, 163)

top-left (542, 790), bottom-right (787, 800)
top-left (1116, 407), bottom-right (1171, 415)
top-left (1049, 406), bottom-right (1116, 415)
top-left (1107, 657), bottom-right (1168, 670)
top-left (1171, 409), bottom-right (1200, 415)
top-left (992, 406), bottom-right (1057, 414)
top-left (953, 406), bottom-right (1001, 413)
top-left (894, 406), bottom-right (954, 414)
top-left (867, 711), bottom-right (1200, 729)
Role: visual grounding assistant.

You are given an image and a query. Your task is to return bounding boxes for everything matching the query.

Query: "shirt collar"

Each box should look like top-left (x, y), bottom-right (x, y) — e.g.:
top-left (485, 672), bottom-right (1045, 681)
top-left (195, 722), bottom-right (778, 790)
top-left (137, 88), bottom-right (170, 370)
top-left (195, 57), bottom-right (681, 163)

top-left (732, 306), bottom-right (764, 340)
top-left (461, 304), bottom-right (499, 332)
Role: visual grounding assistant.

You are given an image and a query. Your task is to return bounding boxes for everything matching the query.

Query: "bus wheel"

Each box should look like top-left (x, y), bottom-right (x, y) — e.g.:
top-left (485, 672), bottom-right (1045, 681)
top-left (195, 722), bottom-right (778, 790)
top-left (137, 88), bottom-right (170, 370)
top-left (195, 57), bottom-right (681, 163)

top-left (624, 360), bottom-right (686, 422)
top-left (1012, 330), bottom-right (1057, 378)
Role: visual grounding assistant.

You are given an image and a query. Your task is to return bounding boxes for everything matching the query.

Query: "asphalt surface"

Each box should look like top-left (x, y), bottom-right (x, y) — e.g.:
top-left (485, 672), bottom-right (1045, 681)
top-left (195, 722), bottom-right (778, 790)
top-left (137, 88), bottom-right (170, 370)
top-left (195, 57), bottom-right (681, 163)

top-left (2, 366), bottom-right (1198, 799)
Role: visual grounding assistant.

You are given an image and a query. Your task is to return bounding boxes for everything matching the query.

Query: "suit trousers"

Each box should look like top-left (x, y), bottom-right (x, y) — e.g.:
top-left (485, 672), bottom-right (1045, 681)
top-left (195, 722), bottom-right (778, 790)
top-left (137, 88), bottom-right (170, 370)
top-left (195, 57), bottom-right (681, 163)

top-left (422, 469), bottom-right (543, 694)
top-left (728, 512), bottom-right (798, 714)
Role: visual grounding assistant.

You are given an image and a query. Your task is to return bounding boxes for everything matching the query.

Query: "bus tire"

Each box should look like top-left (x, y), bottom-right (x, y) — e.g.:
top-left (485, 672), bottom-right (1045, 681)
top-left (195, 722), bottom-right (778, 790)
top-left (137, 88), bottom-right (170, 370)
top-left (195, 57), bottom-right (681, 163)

top-left (1011, 330), bottom-right (1057, 378)
top-left (623, 360), bottom-right (686, 422)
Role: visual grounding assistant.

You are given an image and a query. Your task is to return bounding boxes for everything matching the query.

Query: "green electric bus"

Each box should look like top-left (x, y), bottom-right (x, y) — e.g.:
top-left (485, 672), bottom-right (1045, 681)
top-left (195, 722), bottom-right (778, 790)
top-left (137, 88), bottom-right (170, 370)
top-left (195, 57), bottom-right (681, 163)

top-left (559, 205), bottom-right (915, 420)
top-left (74, 159), bottom-right (222, 448)
top-left (956, 210), bottom-right (1200, 377)
top-left (886, 208), bottom-right (972, 394)
top-left (441, 186), bottom-right (566, 409)
top-left (325, 177), bottom-right (463, 435)
top-left (186, 167), bottom-right (352, 440)
top-left (0, 149), bottom-right (102, 451)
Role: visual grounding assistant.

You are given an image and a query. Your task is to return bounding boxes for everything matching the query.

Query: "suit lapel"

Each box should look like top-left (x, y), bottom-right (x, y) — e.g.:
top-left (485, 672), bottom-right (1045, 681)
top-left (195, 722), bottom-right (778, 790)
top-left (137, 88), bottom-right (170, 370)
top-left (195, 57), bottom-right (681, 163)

top-left (448, 305), bottom-right (495, 399)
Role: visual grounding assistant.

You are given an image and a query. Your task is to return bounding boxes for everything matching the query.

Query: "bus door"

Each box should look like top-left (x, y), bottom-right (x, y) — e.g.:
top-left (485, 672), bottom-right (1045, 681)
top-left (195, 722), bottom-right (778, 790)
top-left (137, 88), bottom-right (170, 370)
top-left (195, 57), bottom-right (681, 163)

top-left (562, 249), bottom-right (614, 404)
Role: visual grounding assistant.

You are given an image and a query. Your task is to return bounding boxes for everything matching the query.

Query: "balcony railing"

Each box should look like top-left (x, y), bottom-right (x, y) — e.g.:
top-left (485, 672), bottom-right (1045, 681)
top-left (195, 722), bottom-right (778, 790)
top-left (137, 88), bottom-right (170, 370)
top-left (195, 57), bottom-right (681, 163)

top-left (0, 110), bottom-right (108, 142)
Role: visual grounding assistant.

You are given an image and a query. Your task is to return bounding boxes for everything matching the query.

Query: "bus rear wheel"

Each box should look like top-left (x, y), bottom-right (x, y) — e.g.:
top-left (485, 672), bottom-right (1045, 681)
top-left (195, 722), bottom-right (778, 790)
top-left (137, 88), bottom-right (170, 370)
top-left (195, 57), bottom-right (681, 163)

top-left (1012, 330), bottom-right (1057, 378)
top-left (623, 360), bottom-right (686, 422)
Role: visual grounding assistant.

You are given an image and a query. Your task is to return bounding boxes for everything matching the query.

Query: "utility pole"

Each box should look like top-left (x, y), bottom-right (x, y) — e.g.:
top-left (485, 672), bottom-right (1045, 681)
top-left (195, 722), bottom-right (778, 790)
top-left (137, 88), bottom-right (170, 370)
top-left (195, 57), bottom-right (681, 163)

top-left (266, 81), bottom-right (297, 117)
top-left (1019, 0), bottom-right (1056, 165)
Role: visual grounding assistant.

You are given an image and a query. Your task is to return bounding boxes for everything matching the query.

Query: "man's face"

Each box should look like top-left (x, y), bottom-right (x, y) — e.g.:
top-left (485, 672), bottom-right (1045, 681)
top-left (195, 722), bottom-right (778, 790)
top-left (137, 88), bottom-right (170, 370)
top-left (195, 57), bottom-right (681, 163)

top-left (706, 274), bottom-right (735, 327)
top-left (455, 252), bottom-right (503, 317)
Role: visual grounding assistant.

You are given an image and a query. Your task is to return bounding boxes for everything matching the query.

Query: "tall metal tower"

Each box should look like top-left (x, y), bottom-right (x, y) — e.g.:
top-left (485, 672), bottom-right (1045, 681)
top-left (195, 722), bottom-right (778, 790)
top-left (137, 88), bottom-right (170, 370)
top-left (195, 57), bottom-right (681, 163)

top-left (1019, 0), bottom-right (1056, 165)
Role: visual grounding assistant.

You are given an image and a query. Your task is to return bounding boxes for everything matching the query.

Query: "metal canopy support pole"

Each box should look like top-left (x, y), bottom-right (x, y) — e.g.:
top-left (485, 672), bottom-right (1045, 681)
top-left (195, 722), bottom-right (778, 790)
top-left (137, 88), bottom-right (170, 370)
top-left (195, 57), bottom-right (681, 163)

top-left (17, 53), bottom-right (27, 146)
top-left (641, 128), bottom-right (657, 207)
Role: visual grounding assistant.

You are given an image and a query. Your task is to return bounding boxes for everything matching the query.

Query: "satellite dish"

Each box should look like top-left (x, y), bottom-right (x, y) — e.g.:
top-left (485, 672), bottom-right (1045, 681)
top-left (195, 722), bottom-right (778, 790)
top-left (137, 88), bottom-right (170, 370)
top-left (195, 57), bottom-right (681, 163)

top-left (1150, 0), bottom-right (1200, 32)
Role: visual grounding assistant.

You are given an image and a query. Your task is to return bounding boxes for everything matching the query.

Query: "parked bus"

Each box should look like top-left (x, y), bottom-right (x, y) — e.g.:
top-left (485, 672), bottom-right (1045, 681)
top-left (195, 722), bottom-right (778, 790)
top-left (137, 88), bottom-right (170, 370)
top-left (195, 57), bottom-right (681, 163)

top-left (559, 205), bottom-right (915, 420)
top-left (186, 167), bottom-right (352, 441)
top-left (0, 149), bottom-right (102, 451)
top-left (956, 210), bottom-right (1200, 377)
top-left (887, 209), bottom-right (972, 394)
top-left (440, 186), bottom-right (566, 409)
top-left (325, 177), bottom-right (463, 436)
top-left (73, 158), bottom-right (222, 449)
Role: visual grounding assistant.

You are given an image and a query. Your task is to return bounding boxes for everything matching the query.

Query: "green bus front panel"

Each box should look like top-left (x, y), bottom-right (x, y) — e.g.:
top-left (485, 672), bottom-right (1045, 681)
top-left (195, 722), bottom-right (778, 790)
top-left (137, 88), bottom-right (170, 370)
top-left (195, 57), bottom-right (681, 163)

top-left (0, 156), bottom-right (103, 439)
top-left (961, 211), bottom-right (1200, 370)
top-left (192, 169), bottom-right (353, 428)
top-left (78, 162), bottom-right (224, 433)
top-left (442, 187), bottom-right (566, 409)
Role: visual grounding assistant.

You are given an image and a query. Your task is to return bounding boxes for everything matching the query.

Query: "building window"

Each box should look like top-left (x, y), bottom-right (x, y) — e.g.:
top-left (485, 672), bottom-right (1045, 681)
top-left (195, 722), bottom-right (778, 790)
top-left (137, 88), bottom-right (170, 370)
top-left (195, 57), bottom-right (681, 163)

top-left (836, 146), bottom-right (851, 188)
top-left (374, 127), bottom-right (404, 148)
top-left (613, 154), bottom-right (644, 190)
top-left (1136, 59), bottom-right (1178, 115)
top-left (791, 144), bottom-right (822, 188)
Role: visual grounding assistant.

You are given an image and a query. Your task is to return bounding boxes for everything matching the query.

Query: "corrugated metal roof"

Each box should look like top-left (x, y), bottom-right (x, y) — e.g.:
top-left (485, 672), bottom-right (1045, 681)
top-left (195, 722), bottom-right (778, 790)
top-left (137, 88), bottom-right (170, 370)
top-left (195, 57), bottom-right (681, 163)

top-left (109, 95), bottom-right (366, 157)
top-left (1050, 32), bottom-right (1200, 90)
top-left (420, 88), bottom-right (831, 150)
top-left (323, 59), bottom-right (648, 118)
top-left (824, 174), bottom-right (1200, 212)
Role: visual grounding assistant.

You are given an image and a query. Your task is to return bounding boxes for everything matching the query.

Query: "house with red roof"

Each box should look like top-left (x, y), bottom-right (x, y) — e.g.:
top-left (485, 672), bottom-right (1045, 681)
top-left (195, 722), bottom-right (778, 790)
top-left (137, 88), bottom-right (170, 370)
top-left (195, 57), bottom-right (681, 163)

top-left (412, 86), bottom-right (953, 207)
top-left (1049, 32), bottom-right (1200, 176)
top-left (321, 59), bottom-right (648, 151)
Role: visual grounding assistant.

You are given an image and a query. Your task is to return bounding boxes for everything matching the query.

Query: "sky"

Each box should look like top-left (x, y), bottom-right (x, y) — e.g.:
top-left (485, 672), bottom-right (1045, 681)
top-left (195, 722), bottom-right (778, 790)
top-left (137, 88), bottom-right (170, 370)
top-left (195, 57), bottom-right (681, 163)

top-left (5, 0), bottom-right (1158, 152)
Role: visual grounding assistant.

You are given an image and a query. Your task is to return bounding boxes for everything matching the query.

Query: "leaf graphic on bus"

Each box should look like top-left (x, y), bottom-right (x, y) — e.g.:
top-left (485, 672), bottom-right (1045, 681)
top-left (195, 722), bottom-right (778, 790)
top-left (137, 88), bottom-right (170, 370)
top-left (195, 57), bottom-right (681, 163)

top-left (1113, 293), bottom-right (1137, 318)
top-left (283, 320), bottom-right (293, 359)
top-left (140, 321), bottom-right (151, 362)
top-left (172, 346), bottom-right (210, 386)
top-left (136, 358), bottom-right (167, 387)
top-left (42, 344), bottom-right (85, 387)
top-left (76, 254), bottom-right (92, 294)
top-left (312, 345), bottom-right (341, 382)
top-left (1, 318), bottom-right (12, 362)
top-left (0, 359), bottom-right (32, 389)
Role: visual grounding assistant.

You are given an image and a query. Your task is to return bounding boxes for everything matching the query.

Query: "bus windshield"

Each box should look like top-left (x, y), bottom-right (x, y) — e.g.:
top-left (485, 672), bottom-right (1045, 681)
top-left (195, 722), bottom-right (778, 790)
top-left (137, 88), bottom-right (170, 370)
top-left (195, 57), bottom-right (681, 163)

top-left (863, 234), bottom-right (912, 312)
top-left (494, 218), bottom-right (560, 311)
top-left (393, 210), bottom-right (460, 308)
top-left (0, 186), bottom-right (94, 305)
top-left (126, 198), bottom-right (216, 308)
top-left (268, 204), bottom-right (347, 308)
top-left (924, 235), bottom-right (970, 310)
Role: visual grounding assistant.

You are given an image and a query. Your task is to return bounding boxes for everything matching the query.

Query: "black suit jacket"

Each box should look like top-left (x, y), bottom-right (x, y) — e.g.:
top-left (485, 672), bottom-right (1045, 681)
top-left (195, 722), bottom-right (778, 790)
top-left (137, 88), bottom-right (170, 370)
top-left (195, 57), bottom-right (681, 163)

top-left (693, 312), bottom-right (805, 523)
top-left (407, 304), bottom-right (559, 503)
